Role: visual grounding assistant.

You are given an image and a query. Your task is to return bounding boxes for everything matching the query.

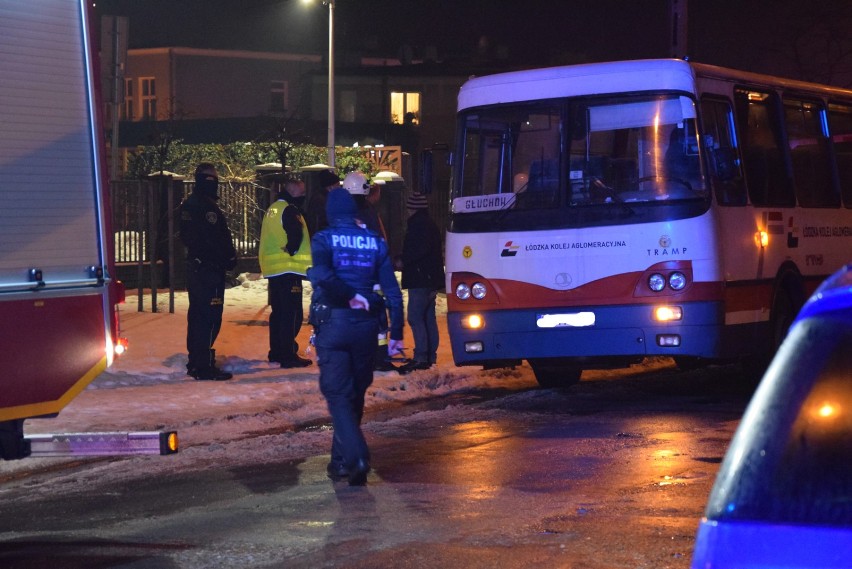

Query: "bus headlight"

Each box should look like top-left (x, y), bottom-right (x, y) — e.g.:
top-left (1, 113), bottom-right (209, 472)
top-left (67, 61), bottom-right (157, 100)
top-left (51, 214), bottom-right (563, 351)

top-left (668, 272), bottom-right (687, 291)
top-left (462, 314), bottom-right (484, 328)
top-left (471, 282), bottom-right (487, 299)
top-left (455, 283), bottom-right (471, 300)
top-left (648, 273), bottom-right (666, 292)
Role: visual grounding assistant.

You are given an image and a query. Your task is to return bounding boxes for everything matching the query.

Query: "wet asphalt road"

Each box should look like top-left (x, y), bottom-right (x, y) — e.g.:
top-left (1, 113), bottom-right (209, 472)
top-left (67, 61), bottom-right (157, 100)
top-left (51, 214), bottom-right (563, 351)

top-left (0, 363), bottom-right (754, 568)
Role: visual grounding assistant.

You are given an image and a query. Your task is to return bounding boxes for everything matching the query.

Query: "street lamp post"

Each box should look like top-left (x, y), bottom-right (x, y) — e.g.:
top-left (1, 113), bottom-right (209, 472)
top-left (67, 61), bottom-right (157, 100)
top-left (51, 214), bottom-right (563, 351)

top-left (304, 0), bottom-right (335, 168)
top-left (326, 0), bottom-right (335, 167)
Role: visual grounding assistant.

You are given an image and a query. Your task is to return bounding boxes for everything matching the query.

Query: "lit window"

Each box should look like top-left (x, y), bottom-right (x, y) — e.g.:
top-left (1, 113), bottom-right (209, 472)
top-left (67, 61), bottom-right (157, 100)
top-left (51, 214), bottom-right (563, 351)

top-left (140, 77), bottom-right (157, 120)
top-left (391, 91), bottom-right (420, 125)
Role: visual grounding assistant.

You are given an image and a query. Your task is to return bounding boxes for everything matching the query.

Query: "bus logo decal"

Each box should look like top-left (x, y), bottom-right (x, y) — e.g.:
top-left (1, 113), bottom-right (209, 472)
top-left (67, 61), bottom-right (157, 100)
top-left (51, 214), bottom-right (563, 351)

top-left (462, 245), bottom-right (473, 258)
top-left (787, 216), bottom-right (799, 248)
top-left (764, 211), bottom-right (785, 234)
top-left (554, 272), bottom-right (572, 288)
top-left (501, 241), bottom-right (519, 257)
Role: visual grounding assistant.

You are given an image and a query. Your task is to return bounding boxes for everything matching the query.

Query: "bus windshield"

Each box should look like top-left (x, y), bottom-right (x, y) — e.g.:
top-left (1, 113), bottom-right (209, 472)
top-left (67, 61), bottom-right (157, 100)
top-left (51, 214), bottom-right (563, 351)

top-left (452, 94), bottom-right (708, 215)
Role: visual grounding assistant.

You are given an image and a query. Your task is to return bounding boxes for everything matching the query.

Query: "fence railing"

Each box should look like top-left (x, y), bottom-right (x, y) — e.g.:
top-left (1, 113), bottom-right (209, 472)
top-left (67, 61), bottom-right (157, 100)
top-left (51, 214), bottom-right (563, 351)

top-left (110, 178), bottom-right (270, 311)
top-left (109, 176), bottom-right (449, 311)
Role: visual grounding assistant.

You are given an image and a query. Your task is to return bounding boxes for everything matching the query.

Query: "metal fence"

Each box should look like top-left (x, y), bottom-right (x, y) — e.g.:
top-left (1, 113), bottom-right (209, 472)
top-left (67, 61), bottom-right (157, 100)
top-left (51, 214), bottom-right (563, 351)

top-left (110, 179), bottom-right (269, 298)
top-left (109, 175), bottom-right (448, 309)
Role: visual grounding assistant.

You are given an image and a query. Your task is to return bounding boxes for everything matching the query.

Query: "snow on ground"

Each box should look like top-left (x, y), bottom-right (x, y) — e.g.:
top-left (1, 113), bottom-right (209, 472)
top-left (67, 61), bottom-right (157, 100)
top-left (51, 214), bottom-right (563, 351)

top-left (1, 273), bottom-right (673, 484)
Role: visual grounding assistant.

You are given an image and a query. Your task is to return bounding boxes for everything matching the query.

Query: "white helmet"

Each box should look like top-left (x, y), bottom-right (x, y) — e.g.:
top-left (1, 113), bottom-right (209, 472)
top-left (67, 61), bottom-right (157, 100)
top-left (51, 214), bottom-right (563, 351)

top-left (342, 171), bottom-right (370, 195)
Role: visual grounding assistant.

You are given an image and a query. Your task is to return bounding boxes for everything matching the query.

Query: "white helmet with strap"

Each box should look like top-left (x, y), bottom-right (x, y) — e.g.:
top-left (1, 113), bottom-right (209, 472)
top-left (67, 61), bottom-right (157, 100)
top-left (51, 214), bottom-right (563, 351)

top-left (342, 171), bottom-right (370, 195)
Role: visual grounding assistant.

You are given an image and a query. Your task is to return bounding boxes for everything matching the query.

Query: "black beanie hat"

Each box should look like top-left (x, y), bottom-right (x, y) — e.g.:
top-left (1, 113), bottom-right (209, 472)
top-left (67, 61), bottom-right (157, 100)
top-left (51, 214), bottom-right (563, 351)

top-left (326, 187), bottom-right (357, 218)
top-left (317, 169), bottom-right (341, 189)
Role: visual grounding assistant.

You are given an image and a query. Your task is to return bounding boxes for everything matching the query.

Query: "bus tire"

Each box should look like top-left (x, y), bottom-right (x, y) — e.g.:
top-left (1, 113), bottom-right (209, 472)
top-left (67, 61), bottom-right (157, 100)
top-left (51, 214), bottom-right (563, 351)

top-left (770, 286), bottom-right (797, 355)
top-left (742, 284), bottom-right (799, 381)
top-left (528, 359), bottom-right (582, 389)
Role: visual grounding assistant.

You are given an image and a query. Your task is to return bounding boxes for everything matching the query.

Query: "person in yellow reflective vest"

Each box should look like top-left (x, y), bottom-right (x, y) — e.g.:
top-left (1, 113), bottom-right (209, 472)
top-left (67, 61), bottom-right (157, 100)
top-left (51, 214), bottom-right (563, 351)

top-left (260, 179), bottom-right (313, 368)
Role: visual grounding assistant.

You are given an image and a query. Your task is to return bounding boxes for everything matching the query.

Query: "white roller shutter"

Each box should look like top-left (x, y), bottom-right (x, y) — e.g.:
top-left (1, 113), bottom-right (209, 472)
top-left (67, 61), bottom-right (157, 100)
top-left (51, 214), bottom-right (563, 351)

top-left (0, 0), bottom-right (103, 291)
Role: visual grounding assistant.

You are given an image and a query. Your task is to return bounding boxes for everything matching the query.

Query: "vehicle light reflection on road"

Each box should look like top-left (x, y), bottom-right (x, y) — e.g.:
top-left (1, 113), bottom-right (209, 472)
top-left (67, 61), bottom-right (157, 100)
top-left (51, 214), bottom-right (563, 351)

top-left (646, 430), bottom-right (694, 487)
top-left (443, 420), bottom-right (517, 501)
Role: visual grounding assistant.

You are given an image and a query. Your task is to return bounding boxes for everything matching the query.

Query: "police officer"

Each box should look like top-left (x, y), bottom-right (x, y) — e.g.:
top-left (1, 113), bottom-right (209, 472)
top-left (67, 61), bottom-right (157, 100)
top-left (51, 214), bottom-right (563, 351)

top-left (308, 188), bottom-right (404, 485)
top-left (179, 163), bottom-right (238, 381)
top-left (342, 171), bottom-right (396, 372)
top-left (259, 178), bottom-right (312, 368)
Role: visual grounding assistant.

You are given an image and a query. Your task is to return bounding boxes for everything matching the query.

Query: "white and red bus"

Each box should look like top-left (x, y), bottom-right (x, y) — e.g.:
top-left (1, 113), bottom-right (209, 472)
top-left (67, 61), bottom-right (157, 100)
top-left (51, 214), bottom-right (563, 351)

top-left (0, 0), bottom-right (126, 458)
top-left (444, 59), bottom-right (852, 387)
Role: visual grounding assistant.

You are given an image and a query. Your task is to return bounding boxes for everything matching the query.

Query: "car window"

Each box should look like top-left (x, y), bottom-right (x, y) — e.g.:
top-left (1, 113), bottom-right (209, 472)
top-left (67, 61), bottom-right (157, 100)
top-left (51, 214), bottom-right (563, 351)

top-left (705, 314), bottom-right (852, 525)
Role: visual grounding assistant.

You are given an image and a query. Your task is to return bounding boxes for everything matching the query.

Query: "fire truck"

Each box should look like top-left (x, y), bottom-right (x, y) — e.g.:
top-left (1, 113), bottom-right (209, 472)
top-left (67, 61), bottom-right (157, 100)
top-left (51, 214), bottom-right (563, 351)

top-left (0, 0), bottom-right (174, 459)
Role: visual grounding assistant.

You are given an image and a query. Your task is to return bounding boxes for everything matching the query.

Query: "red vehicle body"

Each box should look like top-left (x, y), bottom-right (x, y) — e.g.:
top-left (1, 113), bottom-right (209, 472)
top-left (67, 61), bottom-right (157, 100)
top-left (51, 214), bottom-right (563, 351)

top-left (0, 0), bottom-right (125, 459)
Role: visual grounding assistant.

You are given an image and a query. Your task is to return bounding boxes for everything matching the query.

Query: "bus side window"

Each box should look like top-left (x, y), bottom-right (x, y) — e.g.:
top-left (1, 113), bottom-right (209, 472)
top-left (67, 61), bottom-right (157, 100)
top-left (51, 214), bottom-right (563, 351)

top-left (713, 147), bottom-right (739, 182)
top-left (828, 102), bottom-right (852, 208)
top-left (700, 98), bottom-right (746, 205)
top-left (783, 97), bottom-right (839, 208)
top-left (734, 88), bottom-right (796, 208)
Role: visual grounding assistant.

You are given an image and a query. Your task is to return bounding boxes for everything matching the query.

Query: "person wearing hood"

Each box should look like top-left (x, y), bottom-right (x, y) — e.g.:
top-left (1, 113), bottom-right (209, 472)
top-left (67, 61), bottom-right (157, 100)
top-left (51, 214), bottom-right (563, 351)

top-left (259, 178), bottom-right (312, 368)
top-left (178, 163), bottom-right (238, 381)
top-left (307, 188), bottom-right (404, 486)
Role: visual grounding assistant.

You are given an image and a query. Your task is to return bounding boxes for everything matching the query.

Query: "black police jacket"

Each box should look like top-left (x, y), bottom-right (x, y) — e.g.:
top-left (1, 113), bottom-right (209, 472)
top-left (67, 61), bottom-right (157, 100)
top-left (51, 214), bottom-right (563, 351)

top-left (308, 216), bottom-right (404, 340)
top-left (179, 191), bottom-right (238, 271)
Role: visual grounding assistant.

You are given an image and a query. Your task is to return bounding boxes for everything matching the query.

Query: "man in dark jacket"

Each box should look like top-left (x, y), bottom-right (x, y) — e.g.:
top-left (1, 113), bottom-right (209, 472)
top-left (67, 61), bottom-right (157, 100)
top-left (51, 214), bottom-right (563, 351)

top-left (259, 178), bottom-right (312, 368)
top-left (179, 163), bottom-right (238, 381)
top-left (308, 188), bottom-right (404, 485)
top-left (397, 192), bottom-right (445, 374)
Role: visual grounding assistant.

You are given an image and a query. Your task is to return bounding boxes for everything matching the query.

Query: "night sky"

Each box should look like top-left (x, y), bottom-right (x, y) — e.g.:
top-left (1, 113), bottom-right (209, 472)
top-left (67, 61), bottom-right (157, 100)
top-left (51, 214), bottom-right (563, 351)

top-left (94, 0), bottom-right (852, 86)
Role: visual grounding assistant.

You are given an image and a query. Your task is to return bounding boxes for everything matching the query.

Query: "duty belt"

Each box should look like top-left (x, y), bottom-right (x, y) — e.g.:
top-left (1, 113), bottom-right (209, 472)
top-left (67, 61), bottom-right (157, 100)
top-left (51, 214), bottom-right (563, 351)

top-left (331, 308), bottom-right (374, 320)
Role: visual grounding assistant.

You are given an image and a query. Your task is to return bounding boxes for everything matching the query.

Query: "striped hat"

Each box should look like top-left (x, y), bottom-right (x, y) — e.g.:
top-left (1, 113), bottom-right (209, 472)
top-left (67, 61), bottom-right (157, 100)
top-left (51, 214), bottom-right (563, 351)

top-left (406, 192), bottom-right (429, 210)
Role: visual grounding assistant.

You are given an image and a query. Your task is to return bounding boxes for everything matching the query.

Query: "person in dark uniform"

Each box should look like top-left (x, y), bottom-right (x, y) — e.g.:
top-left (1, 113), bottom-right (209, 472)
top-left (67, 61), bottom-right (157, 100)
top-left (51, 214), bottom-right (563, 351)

top-left (260, 178), bottom-right (312, 368)
top-left (179, 163), bottom-right (238, 381)
top-left (308, 188), bottom-right (404, 485)
top-left (342, 171), bottom-right (397, 372)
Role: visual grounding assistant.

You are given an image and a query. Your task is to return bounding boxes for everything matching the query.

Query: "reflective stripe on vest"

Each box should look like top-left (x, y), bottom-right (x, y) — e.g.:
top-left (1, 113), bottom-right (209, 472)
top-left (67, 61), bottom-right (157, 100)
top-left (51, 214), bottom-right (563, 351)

top-left (259, 200), bottom-right (311, 277)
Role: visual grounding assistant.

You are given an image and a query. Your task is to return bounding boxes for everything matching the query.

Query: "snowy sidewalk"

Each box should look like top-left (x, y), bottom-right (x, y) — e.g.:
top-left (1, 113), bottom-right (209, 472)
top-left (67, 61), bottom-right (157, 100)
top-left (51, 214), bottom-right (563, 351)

top-left (22, 276), bottom-right (534, 448)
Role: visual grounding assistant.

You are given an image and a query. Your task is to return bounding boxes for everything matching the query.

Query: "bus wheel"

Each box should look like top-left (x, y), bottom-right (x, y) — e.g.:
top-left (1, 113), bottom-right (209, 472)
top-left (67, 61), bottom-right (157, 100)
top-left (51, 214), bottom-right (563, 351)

top-left (528, 359), bottom-right (582, 389)
top-left (742, 287), bottom-right (797, 381)
top-left (770, 287), bottom-right (796, 354)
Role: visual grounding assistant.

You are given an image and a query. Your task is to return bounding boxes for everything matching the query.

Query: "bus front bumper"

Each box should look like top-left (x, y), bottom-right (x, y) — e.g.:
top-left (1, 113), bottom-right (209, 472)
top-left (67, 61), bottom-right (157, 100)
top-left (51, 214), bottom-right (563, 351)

top-left (448, 302), bottom-right (725, 368)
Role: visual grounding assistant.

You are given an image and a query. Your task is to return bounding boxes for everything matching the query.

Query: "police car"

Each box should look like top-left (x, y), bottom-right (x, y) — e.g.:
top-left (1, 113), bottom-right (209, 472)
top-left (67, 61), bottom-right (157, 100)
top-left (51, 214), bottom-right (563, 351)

top-left (691, 263), bottom-right (852, 568)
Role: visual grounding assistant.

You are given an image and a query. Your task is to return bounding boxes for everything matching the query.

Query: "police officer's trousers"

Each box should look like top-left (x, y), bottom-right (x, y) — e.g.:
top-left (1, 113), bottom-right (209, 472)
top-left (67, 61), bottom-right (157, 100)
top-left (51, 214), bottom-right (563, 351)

top-left (186, 264), bottom-right (226, 371)
top-left (316, 309), bottom-right (379, 470)
top-left (267, 273), bottom-right (303, 362)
